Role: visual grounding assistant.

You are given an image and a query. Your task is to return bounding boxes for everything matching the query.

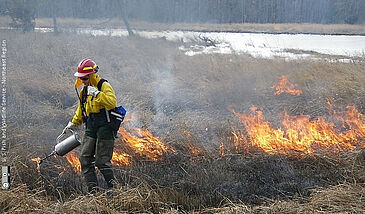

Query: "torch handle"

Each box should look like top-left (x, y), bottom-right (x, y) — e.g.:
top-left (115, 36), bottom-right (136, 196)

top-left (56, 129), bottom-right (76, 144)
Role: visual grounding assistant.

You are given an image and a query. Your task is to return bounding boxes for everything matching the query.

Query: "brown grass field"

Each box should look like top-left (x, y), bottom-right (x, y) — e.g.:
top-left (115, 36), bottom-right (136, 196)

top-left (1, 27), bottom-right (365, 213)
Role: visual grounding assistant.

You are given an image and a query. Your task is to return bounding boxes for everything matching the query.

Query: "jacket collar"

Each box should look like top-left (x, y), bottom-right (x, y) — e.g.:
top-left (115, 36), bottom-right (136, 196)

top-left (74, 73), bottom-right (101, 90)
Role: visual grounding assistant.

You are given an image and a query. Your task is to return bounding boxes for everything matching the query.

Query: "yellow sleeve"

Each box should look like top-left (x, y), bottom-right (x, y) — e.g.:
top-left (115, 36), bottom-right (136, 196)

top-left (93, 82), bottom-right (117, 111)
top-left (71, 101), bottom-right (83, 126)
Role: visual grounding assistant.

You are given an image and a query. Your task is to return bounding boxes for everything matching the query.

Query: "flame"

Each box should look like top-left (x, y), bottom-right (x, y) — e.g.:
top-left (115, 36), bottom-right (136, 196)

top-left (44, 118), bottom-right (175, 172)
top-left (188, 144), bottom-right (203, 156)
top-left (227, 105), bottom-right (365, 156)
top-left (220, 131), bottom-right (249, 155)
top-left (111, 151), bottom-right (132, 166)
top-left (183, 130), bottom-right (203, 156)
top-left (31, 157), bottom-right (41, 172)
top-left (118, 127), bottom-right (175, 161)
top-left (64, 127), bottom-right (176, 171)
top-left (31, 157), bottom-right (41, 163)
top-left (219, 142), bottom-right (225, 156)
top-left (272, 75), bottom-right (302, 96)
top-left (64, 152), bottom-right (81, 173)
top-left (63, 126), bottom-right (175, 172)
top-left (63, 151), bottom-right (132, 173)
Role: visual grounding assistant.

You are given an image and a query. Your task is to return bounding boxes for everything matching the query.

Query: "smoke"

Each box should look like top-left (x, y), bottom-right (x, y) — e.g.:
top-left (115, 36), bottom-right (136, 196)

top-left (150, 54), bottom-right (176, 135)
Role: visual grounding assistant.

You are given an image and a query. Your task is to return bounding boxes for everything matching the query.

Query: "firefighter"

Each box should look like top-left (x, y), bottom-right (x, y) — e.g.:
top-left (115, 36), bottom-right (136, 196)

top-left (64, 58), bottom-right (117, 194)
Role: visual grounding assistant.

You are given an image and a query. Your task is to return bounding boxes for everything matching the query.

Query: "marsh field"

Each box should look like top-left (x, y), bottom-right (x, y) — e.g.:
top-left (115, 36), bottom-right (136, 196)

top-left (2, 23), bottom-right (365, 213)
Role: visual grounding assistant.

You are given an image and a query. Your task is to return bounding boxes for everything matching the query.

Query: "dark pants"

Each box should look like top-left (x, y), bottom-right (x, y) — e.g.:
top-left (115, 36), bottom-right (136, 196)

top-left (80, 113), bottom-right (116, 192)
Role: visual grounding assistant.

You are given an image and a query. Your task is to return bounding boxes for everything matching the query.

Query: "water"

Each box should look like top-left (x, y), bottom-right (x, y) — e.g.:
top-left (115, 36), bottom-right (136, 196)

top-left (34, 27), bottom-right (365, 61)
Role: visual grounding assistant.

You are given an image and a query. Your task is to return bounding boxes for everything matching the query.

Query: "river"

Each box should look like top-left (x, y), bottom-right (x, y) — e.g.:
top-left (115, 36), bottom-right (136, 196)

top-left (35, 27), bottom-right (365, 62)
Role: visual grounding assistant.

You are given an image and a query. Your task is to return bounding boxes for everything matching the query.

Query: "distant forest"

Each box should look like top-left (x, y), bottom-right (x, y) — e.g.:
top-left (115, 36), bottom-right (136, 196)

top-left (1, 0), bottom-right (365, 25)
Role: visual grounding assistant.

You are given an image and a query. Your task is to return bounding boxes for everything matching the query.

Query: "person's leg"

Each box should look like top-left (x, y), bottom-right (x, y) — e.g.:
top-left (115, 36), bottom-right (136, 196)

top-left (95, 126), bottom-right (115, 189)
top-left (80, 134), bottom-right (97, 193)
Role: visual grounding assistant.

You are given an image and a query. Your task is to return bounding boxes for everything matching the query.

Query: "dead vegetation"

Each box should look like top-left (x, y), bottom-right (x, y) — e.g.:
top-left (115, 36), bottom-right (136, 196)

top-left (4, 149), bottom-right (365, 213)
top-left (2, 30), bottom-right (365, 213)
top-left (33, 17), bottom-right (365, 35)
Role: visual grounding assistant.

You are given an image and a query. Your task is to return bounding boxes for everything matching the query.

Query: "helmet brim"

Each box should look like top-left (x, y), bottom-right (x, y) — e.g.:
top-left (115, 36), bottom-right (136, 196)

top-left (74, 71), bottom-right (95, 77)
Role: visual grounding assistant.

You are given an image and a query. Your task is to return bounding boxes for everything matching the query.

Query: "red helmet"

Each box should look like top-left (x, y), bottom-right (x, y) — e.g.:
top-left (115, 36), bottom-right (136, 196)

top-left (74, 58), bottom-right (98, 77)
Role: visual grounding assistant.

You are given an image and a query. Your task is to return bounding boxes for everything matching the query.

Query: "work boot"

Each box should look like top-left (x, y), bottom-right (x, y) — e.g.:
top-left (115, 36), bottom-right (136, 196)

top-left (84, 171), bottom-right (98, 194)
top-left (100, 168), bottom-right (116, 198)
top-left (100, 168), bottom-right (115, 189)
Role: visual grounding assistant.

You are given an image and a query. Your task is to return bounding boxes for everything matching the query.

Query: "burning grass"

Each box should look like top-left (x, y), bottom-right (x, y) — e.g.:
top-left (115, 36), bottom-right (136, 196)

top-left (3, 29), bottom-right (365, 212)
top-left (9, 148), bottom-right (365, 213)
top-left (224, 103), bottom-right (365, 156)
top-left (271, 75), bottom-right (302, 96)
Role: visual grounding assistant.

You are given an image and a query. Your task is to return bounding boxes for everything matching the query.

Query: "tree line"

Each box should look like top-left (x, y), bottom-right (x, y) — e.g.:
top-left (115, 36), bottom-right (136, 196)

top-left (1, 0), bottom-right (365, 31)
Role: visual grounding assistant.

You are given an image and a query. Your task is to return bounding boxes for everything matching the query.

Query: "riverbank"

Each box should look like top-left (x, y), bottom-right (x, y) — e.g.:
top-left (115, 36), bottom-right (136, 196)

top-left (1, 16), bottom-right (365, 35)
top-left (37, 18), bottom-right (365, 36)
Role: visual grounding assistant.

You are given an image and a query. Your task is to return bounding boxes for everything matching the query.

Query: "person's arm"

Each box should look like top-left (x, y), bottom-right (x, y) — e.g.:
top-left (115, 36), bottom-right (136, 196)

top-left (91, 82), bottom-right (117, 110)
top-left (71, 101), bottom-right (83, 126)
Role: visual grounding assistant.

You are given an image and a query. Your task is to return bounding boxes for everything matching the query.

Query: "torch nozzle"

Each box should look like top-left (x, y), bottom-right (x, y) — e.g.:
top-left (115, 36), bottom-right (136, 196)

top-left (39, 151), bottom-right (56, 165)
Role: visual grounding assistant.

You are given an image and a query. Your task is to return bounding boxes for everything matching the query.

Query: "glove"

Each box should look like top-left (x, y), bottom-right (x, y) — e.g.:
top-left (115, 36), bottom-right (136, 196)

top-left (63, 121), bottom-right (76, 133)
top-left (87, 86), bottom-right (100, 97)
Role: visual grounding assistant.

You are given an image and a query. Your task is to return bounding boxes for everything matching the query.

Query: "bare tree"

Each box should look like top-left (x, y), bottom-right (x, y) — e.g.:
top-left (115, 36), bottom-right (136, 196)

top-left (116, 0), bottom-right (134, 36)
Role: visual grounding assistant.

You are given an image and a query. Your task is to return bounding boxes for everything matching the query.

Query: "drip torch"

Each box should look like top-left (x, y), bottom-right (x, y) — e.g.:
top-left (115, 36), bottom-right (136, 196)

top-left (39, 129), bottom-right (82, 164)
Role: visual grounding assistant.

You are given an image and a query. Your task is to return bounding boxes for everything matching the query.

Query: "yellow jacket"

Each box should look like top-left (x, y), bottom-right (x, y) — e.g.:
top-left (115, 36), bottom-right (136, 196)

top-left (72, 73), bottom-right (117, 126)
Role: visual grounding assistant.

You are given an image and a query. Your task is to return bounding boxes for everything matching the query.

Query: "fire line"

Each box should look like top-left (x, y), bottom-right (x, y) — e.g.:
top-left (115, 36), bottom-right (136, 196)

top-left (272, 75), bottom-right (302, 96)
top-left (224, 104), bottom-right (365, 156)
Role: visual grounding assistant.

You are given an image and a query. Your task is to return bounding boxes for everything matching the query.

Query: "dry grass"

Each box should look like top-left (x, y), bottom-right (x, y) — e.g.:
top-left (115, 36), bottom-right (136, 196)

top-left (254, 183), bottom-right (365, 214)
top-left (5, 150), bottom-right (365, 213)
top-left (3, 182), bottom-right (364, 213)
top-left (2, 29), bottom-right (365, 213)
top-left (33, 17), bottom-right (365, 35)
